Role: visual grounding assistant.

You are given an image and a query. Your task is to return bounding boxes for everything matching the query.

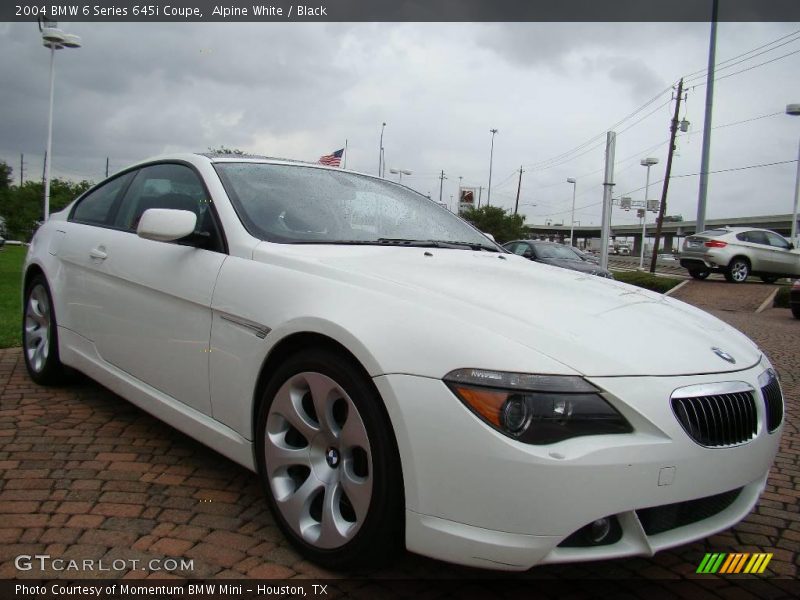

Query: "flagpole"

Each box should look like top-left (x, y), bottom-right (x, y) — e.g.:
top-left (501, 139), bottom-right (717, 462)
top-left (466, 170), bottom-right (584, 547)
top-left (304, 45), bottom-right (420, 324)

top-left (343, 139), bottom-right (348, 169)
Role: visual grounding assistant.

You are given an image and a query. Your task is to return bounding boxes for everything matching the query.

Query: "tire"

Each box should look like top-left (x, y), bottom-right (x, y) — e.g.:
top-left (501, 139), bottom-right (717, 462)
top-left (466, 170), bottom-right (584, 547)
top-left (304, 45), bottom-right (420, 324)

top-left (689, 269), bottom-right (710, 280)
top-left (255, 348), bottom-right (403, 569)
top-left (22, 274), bottom-right (66, 385)
top-left (760, 275), bottom-right (780, 284)
top-left (724, 258), bottom-right (750, 283)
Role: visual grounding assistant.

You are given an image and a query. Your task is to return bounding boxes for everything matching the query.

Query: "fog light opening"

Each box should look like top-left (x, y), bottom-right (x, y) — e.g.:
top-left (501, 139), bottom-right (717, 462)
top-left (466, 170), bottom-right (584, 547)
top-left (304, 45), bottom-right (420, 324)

top-left (588, 518), bottom-right (611, 544)
top-left (558, 515), bottom-right (622, 548)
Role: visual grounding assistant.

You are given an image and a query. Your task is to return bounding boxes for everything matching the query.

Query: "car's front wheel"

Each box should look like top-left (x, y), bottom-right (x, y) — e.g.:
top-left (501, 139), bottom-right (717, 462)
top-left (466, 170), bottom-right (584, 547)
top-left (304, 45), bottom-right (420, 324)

top-left (255, 348), bottom-right (403, 569)
top-left (724, 258), bottom-right (750, 283)
top-left (22, 274), bottom-right (66, 385)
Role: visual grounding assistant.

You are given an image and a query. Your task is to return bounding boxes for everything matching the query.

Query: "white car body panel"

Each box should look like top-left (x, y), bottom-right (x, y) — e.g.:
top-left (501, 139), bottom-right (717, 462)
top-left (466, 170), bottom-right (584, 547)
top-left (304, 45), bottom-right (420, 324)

top-left (22, 153), bottom-right (782, 571)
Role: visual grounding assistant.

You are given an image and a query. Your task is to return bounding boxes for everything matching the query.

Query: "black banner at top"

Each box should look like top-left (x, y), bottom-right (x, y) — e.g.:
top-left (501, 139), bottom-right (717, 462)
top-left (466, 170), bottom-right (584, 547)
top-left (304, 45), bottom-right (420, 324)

top-left (4, 0), bottom-right (800, 23)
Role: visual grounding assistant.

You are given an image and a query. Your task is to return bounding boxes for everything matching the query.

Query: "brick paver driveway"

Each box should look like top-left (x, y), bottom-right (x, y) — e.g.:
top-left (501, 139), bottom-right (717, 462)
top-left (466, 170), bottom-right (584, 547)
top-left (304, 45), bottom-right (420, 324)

top-left (0, 302), bottom-right (797, 582)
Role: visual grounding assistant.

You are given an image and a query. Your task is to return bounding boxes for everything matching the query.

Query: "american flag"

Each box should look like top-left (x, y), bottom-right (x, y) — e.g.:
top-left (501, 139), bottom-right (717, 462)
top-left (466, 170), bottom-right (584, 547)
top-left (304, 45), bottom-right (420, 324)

top-left (318, 148), bottom-right (344, 167)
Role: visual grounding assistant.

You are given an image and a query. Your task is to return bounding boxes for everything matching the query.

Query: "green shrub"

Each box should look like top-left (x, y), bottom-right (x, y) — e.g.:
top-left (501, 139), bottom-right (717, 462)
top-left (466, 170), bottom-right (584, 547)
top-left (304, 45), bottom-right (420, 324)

top-left (612, 270), bottom-right (683, 294)
top-left (773, 285), bottom-right (791, 309)
top-left (0, 245), bottom-right (25, 348)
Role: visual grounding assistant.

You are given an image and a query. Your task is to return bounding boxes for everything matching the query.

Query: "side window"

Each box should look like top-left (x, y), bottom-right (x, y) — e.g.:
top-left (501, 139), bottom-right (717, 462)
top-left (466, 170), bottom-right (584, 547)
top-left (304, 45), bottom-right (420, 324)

top-left (70, 172), bottom-right (134, 226)
top-left (513, 244), bottom-right (528, 256)
top-left (765, 232), bottom-right (790, 249)
top-left (114, 164), bottom-right (223, 252)
top-left (745, 231), bottom-right (768, 245)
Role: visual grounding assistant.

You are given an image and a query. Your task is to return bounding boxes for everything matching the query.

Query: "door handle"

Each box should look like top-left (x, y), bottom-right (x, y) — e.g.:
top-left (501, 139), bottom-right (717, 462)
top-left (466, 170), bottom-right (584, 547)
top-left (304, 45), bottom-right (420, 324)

top-left (89, 247), bottom-right (108, 260)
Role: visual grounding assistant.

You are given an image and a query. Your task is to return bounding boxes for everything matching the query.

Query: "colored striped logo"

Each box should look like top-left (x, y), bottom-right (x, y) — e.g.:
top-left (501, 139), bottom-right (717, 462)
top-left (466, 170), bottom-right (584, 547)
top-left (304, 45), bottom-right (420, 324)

top-left (696, 553), bottom-right (772, 574)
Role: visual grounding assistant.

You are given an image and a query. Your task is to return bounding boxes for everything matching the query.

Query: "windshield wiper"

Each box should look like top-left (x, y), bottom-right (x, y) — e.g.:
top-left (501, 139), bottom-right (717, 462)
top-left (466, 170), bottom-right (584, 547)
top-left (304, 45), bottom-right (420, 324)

top-left (376, 238), bottom-right (442, 247)
top-left (431, 240), bottom-right (500, 252)
top-left (287, 238), bottom-right (498, 251)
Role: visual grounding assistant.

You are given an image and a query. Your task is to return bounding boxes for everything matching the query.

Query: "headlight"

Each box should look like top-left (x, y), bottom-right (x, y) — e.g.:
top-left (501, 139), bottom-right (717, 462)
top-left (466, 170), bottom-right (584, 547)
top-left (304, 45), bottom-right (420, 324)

top-left (444, 369), bottom-right (632, 444)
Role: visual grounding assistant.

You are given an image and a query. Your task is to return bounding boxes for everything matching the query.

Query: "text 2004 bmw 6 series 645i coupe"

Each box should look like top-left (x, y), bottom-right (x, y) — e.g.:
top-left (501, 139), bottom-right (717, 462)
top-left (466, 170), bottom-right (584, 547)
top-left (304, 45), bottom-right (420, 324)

top-left (23, 154), bottom-right (783, 570)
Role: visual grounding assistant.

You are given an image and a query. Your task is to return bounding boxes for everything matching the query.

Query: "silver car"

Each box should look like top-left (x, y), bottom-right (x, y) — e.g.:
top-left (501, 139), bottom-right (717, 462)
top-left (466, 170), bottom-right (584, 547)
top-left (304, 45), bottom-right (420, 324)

top-left (679, 227), bottom-right (800, 283)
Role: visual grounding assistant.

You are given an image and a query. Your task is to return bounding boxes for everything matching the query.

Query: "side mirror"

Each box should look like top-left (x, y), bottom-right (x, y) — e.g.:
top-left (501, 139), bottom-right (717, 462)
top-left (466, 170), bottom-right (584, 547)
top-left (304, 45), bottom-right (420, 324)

top-left (137, 209), bottom-right (197, 242)
top-left (789, 242), bottom-right (795, 250)
top-left (523, 249), bottom-right (533, 259)
top-left (483, 232), bottom-right (496, 242)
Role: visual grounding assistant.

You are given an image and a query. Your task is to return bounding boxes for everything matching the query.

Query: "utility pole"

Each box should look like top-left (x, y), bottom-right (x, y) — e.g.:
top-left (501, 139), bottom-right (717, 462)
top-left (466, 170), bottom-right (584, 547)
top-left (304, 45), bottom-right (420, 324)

top-left (599, 132), bottom-right (617, 271)
top-left (20, 154), bottom-right (25, 186)
top-left (514, 165), bottom-right (524, 215)
top-left (438, 170), bottom-right (447, 204)
top-left (696, 0), bottom-right (719, 234)
top-left (105, 157), bottom-right (109, 178)
top-left (477, 186), bottom-right (482, 208)
top-left (487, 128), bottom-right (498, 206)
top-left (650, 78), bottom-right (685, 273)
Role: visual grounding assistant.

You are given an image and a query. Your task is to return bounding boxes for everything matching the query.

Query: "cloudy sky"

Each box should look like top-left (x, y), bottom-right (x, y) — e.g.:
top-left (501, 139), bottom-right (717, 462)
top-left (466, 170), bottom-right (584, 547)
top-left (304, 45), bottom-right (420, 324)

top-left (1, 20), bottom-right (798, 227)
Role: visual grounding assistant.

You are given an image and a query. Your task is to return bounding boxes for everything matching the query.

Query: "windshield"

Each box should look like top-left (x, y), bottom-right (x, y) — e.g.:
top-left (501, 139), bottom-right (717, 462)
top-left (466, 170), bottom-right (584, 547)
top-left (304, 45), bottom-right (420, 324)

top-left (534, 243), bottom-right (582, 260)
top-left (214, 162), bottom-right (497, 249)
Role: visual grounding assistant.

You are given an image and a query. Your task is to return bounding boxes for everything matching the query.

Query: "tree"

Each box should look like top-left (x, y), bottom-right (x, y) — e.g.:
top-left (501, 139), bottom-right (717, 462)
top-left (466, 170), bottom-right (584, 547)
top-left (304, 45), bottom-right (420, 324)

top-left (0, 161), bottom-right (12, 190)
top-left (207, 146), bottom-right (245, 155)
top-left (0, 178), bottom-right (92, 241)
top-left (461, 205), bottom-right (526, 244)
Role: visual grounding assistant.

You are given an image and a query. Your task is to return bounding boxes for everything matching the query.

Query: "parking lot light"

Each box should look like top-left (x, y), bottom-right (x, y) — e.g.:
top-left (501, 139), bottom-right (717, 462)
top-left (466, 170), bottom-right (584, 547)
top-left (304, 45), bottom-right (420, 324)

top-left (567, 178), bottom-right (577, 246)
top-left (40, 20), bottom-right (81, 221)
top-left (639, 158), bottom-right (659, 268)
top-left (389, 168), bottom-right (412, 183)
top-left (787, 104), bottom-right (800, 246)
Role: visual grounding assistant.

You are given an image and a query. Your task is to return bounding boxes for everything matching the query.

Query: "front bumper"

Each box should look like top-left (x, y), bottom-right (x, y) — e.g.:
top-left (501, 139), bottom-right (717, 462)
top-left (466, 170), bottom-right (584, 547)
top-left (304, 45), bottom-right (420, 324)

top-left (374, 363), bottom-right (781, 570)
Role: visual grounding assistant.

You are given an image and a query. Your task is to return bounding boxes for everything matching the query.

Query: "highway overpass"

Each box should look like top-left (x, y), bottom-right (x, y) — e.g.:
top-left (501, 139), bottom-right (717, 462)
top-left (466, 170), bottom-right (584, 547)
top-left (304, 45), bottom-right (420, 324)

top-left (525, 213), bottom-right (795, 253)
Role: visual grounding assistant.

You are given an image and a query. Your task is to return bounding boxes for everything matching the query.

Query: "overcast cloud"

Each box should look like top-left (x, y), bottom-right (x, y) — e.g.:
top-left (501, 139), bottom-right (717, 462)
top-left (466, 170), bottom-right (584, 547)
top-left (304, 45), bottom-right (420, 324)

top-left (1, 20), bottom-right (798, 226)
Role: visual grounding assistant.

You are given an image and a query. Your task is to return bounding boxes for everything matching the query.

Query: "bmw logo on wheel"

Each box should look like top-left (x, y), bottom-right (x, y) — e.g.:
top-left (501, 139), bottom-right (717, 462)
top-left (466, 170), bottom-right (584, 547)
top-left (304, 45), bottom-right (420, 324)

top-left (325, 447), bottom-right (340, 468)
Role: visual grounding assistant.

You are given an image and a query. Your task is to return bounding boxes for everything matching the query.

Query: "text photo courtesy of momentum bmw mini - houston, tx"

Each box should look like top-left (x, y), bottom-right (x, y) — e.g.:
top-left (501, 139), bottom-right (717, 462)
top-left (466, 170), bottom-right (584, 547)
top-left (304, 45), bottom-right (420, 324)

top-left (1, 1), bottom-right (800, 598)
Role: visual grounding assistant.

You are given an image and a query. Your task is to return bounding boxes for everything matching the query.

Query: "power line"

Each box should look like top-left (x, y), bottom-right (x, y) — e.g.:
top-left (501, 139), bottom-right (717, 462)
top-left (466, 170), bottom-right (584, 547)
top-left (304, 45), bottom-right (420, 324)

top-left (688, 48), bottom-right (800, 89)
top-left (522, 85), bottom-right (674, 171)
top-left (683, 29), bottom-right (800, 82)
top-left (620, 158), bottom-right (798, 197)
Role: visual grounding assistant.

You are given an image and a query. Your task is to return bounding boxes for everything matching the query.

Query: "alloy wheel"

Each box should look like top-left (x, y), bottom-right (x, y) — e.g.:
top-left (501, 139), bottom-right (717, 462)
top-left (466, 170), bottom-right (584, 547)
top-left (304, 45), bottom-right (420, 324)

top-left (730, 260), bottom-right (749, 283)
top-left (24, 284), bottom-right (51, 373)
top-left (264, 371), bottom-right (373, 549)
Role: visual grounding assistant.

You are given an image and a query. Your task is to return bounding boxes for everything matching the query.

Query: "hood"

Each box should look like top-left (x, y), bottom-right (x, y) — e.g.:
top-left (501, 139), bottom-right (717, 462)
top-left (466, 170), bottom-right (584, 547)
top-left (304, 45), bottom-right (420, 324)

top-left (253, 244), bottom-right (762, 377)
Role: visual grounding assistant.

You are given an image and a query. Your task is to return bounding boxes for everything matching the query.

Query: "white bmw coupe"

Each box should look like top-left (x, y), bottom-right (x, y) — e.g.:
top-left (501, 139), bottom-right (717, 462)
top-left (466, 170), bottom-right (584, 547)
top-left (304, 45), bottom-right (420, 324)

top-left (22, 154), bottom-right (783, 570)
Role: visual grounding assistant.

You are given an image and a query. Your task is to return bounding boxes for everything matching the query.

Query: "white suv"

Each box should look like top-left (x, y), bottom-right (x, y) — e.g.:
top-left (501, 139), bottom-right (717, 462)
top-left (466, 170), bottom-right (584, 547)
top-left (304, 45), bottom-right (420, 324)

top-left (679, 227), bottom-right (799, 283)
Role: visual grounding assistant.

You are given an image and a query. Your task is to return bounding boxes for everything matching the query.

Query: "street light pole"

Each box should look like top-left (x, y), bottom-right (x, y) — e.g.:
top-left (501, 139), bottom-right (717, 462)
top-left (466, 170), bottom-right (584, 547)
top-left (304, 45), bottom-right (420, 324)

top-left (487, 128), bottom-right (498, 206)
top-left (566, 178), bottom-right (576, 246)
top-left (787, 104), bottom-right (800, 246)
top-left (389, 168), bottom-right (411, 183)
top-left (39, 21), bottom-right (81, 221)
top-left (639, 158), bottom-right (659, 268)
top-left (378, 122), bottom-right (386, 177)
top-left (44, 43), bottom-right (56, 222)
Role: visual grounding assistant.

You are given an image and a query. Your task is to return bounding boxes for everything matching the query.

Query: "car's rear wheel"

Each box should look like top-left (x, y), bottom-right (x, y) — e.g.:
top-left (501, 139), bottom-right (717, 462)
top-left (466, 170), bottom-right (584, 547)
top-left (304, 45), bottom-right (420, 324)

top-left (689, 269), bottom-right (710, 280)
top-left (255, 348), bottom-right (402, 569)
top-left (22, 274), bottom-right (66, 385)
top-left (760, 275), bottom-right (780, 284)
top-left (724, 258), bottom-right (750, 283)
